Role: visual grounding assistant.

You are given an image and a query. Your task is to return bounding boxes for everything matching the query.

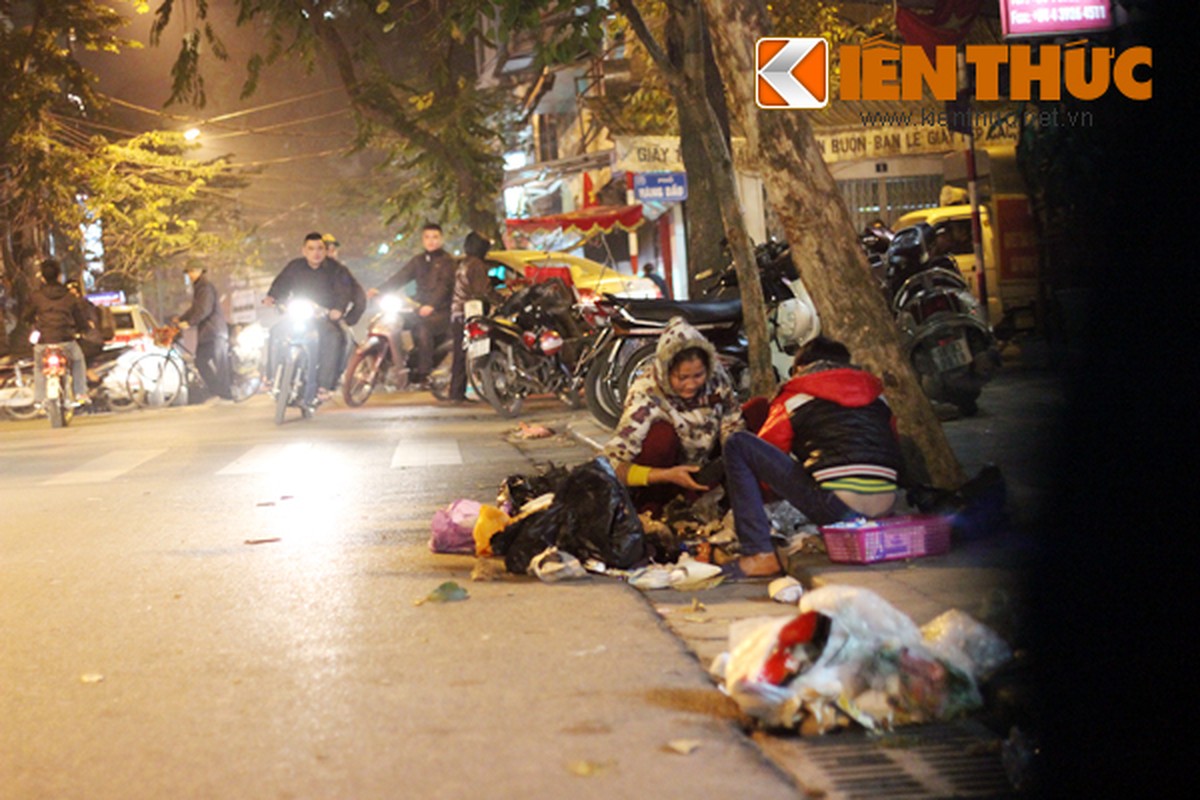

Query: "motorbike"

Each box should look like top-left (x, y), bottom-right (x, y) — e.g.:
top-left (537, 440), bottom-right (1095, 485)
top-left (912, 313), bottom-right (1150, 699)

top-left (1, 343), bottom-right (137, 421)
top-left (884, 222), bottom-right (1000, 415)
top-left (463, 277), bottom-right (604, 418)
top-left (38, 340), bottom-right (76, 428)
top-left (271, 300), bottom-right (353, 424)
top-left (341, 293), bottom-right (452, 406)
top-left (582, 239), bottom-right (820, 428)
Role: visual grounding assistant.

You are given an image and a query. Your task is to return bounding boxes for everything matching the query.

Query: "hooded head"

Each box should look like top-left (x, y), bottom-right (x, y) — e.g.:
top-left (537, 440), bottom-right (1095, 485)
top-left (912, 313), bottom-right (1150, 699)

top-left (653, 317), bottom-right (721, 401)
top-left (464, 231), bottom-right (491, 260)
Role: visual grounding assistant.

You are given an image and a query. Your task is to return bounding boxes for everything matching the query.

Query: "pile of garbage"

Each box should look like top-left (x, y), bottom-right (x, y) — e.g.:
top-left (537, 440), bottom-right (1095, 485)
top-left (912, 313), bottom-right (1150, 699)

top-left (429, 456), bottom-right (785, 584)
top-left (710, 585), bottom-right (1013, 734)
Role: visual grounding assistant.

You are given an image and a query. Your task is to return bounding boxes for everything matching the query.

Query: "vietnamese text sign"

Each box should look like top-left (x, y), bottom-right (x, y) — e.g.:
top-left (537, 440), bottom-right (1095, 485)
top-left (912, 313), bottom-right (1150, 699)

top-left (1000, 0), bottom-right (1113, 38)
top-left (613, 136), bottom-right (684, 173)
top-left (633, 172), bottom-right (688, 202)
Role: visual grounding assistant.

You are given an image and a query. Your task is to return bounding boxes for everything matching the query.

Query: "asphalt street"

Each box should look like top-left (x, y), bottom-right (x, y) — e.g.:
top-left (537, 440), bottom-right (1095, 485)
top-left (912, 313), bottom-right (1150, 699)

top-left (1, 394), bottom-right (799, 800)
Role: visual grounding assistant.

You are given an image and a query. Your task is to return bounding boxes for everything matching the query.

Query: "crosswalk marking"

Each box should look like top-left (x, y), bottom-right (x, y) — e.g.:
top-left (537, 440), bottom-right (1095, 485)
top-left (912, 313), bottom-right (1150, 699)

top-left (215, 443), bottom-right (314, 476)
top-left (41, 449), bottom-right (168, 485)
top-left (390, 439), bottom-right (463, 468)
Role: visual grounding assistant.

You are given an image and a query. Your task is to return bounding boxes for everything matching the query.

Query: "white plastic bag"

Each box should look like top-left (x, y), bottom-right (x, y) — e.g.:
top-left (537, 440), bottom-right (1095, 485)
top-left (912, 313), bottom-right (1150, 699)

top-left (921, 609), bottom-right (1013, 681)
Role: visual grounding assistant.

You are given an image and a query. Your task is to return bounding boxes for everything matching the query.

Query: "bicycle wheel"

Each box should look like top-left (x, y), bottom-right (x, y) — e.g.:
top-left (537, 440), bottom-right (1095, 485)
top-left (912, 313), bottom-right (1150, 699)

top-left (127, 353), bottom-right (184, 408)
top-left (1, 373), bottom-right (38, 421)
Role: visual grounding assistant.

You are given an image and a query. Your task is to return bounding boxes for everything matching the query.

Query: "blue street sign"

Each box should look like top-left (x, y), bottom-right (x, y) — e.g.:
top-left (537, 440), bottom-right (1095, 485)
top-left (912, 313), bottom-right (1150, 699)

top-left (633, 172), bottom-right (688, 202)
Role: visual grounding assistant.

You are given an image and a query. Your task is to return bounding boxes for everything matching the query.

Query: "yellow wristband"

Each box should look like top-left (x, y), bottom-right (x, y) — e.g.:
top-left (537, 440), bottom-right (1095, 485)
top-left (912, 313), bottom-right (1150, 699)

top-left (626, 464), bottom-right (652, 487)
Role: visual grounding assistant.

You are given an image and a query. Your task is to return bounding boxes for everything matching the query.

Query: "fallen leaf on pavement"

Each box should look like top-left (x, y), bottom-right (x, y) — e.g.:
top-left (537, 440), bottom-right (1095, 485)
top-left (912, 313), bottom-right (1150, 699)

top-left (80, 673), bottom-right (104, 684)
top-left (414, 581), bottom-right (469, 606)
top-left (244, 537), bottom-right (282, 545)
top-left (515, 421), bottom-right (555, 439)
top-left (566, 759), bottom-right (613, 777)
top-left (664, 739), bottom-right (702, 755)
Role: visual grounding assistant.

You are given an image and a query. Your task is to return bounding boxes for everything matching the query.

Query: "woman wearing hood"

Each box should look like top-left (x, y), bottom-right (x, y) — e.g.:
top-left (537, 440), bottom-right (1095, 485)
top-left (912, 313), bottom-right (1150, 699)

top-left (603, 317), bottom-right (748, 511)
top-left (448, 231), bottom-right (504, 403)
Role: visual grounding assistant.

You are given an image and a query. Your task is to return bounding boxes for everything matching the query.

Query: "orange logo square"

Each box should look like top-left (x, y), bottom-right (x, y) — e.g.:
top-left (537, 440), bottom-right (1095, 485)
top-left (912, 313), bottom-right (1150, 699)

top-left (756, 38), bottom-right (829, 109)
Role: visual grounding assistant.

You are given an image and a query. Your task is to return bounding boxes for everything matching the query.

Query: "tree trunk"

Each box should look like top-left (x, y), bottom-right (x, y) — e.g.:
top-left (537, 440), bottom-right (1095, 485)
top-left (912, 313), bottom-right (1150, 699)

top-left (665, 3), bottom-right (729, 294)
top-left (617, 0), bottom-right (776, 398)
top-left (699, 0), bottom-right (963, 488)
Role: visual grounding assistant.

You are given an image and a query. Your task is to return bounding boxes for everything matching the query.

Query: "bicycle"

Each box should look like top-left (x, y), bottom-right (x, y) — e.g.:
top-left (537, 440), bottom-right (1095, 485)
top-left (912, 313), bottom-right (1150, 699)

top-left (126, 325), bottom-right (261, 409)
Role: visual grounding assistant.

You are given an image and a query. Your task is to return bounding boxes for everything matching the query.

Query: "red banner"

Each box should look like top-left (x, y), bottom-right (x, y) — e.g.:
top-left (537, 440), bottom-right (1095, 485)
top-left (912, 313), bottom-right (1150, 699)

top-left (896, 0), bottom-right (983, 56)
top-left (505, 204), bottom-right (644, 237)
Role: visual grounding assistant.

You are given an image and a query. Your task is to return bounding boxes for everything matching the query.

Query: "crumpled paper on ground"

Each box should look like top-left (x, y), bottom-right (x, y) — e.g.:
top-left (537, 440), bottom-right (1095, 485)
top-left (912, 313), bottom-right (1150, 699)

top-left (714, 585), bottom-right (993, 733)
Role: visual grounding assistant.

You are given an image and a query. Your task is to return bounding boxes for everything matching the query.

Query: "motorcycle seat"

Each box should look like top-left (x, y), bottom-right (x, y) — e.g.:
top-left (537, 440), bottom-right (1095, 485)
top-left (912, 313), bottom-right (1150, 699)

top-left (613, 297), bottom-right (743, 326)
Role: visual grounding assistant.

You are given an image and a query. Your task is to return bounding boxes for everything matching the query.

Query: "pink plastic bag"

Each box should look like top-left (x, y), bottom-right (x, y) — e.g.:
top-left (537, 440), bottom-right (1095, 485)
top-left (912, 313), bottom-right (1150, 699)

top-left (430, 499), bottom-right (483, 554)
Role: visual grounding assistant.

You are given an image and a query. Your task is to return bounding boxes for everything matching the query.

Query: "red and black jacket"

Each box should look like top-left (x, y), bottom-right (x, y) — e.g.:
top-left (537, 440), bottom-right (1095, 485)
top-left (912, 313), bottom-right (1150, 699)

top-left (757, 362), bottom-right (902, 485)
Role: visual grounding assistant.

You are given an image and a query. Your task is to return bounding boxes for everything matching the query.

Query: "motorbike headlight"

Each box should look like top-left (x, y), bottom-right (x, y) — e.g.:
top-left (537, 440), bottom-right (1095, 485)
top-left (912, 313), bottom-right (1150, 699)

top-left (236, 323), bottom-right (268, 351)
top-left (379, 294), bottom-right (404, 315)
top-left (287, 299), bottom-right (316, 323)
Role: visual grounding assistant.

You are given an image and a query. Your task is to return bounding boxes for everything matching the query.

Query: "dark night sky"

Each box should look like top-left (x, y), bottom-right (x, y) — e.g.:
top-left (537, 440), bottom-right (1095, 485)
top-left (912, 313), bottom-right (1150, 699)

top-left (78, 4), bottom-right (387, 267)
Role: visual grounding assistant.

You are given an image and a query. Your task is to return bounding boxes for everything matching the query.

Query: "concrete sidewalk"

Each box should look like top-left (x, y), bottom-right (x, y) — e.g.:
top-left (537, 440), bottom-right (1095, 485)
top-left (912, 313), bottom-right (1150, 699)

top-left (496, 365), bottom-right (1064, 797)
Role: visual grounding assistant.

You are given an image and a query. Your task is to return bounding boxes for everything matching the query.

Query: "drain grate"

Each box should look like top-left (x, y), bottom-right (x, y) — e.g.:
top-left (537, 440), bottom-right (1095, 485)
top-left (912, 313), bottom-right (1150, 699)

top-left (768, 720), bottom-right (1016, 799)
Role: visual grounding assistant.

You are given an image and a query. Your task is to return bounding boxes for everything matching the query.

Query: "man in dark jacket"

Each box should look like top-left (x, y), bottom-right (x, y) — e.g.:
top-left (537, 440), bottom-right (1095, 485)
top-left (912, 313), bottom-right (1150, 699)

top-left (265, 232), bottom-right (353, 406)
top-left (720, 336), bottom-right (903, 579)
top-left (22, 259), bottom-right (90, 405)
top-left (448, 231), bottom-right (504, 402)
top-left (370, 222), bottom-right (455, 385)
top-left (176, 263), bottom-right (232, 401)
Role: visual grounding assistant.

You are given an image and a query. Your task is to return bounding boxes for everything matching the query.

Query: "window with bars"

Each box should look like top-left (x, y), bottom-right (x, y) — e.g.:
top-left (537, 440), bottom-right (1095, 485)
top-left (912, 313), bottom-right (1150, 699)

top-left (837, 175), bottom-right (943, 231)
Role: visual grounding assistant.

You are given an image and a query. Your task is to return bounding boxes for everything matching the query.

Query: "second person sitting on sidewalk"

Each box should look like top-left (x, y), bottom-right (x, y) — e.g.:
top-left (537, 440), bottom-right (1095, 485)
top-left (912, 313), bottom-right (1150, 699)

top-left (603, 317), bottom-right (763, 514)
top-left (721, 336), bottom-right (903, 580)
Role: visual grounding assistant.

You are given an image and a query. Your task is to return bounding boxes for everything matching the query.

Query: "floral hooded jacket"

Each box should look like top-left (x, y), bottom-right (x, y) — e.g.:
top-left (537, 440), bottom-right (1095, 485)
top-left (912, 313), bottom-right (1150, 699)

top-left (603, 317), bottom-right (744, 469)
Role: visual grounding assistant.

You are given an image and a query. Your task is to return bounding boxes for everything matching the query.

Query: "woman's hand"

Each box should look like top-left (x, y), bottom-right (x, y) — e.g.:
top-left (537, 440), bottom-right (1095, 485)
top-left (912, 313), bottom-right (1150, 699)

top-left (654, 464), bottom-right (709, 492)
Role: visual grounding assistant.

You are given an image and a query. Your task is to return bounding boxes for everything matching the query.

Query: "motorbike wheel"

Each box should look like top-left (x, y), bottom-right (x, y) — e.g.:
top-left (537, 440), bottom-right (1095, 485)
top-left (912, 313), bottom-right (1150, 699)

top-left (275, 352), bottom-right (301, 425)
top-left (614, 342), bottom-right (658, 409)
top-left (428, 348), bottom-right (454, 401)
top-left (583, 344), bottom-right (624, 429)
top-left (478, 350), bottom-right (524, 418)
top-left (342, 348), bottom-right (383, 407)
top-left (1, 375), bottom-right (38, 421)
top-left (49, 380), bottom-right (72, 428)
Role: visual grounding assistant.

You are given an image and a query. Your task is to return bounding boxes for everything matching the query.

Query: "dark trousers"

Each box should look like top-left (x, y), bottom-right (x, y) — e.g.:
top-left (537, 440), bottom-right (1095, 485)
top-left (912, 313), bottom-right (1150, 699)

top-left (449, 316), bottom-right (467, 400)
top-left (410, 311), bottom-right (448, 379)
top-left (195, 337), bottom-right (233, 400)
top-left (629, 397), bottom-right (770, 514)
top-left (723, 431), bottom-right (856, 555)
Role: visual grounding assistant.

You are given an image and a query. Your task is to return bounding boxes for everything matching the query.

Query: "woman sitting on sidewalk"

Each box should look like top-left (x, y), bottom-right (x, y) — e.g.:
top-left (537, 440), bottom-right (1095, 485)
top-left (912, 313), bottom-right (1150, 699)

top-left (722, 336), bottom-right (903, 580)
top-left (603, 317), bottom-right (766, 514)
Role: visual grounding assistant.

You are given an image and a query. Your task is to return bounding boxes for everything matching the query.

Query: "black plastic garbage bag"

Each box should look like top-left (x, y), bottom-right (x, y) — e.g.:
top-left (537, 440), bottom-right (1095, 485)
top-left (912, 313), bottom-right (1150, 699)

top-left (491, 457), bottom-right (646, 573)
top-left (907, 465), bottom-right (1009, 540)
top-left (499, 462), bottom-right (570, 512)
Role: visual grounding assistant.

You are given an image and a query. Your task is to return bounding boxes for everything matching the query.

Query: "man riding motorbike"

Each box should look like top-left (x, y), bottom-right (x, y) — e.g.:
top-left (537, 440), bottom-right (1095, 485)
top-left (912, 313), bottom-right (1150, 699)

top-left (264, 232), bottom-right (353, 408)
top-left (22, 259), bottom-right (91, 408)
top-left (369, 222), bottom-right (455, 388)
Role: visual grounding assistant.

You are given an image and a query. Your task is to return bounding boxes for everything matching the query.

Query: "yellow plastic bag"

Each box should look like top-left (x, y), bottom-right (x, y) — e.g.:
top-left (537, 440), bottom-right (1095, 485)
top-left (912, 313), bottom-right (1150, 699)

top-left (473, 504), bottom-right (511, 557)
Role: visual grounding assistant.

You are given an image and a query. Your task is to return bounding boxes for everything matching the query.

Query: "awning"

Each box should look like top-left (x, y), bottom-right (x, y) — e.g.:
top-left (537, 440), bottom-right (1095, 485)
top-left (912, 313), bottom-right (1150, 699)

top-left (505, 204), bottom-right (644, 237)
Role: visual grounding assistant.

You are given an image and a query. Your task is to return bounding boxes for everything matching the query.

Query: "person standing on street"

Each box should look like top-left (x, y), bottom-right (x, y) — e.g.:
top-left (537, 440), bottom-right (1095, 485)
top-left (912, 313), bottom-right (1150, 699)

top-left (176, 263), bottom-right (233, 401)
top-left (369, 222), bottom-right (455, 387)
top-left (22, 258), bottom-right (90, 406)
top-left (642, 262), bottom-right (670, 298)
top-left (448, 231), bottom-right (503, 402)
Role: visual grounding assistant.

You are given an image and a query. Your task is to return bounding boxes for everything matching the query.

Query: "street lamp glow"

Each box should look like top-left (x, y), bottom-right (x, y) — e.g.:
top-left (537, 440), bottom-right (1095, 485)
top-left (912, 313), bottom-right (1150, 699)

top-left (183, 127), bottom-right (201, 141)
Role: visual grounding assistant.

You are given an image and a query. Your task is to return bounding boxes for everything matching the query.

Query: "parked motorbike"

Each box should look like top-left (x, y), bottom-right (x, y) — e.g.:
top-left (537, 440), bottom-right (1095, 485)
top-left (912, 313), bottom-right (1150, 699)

top-left (885, 223), bottom-right (1000, 415)
top-left (341, 293), bottom-right (452, 406)
top-left (464, 278), bottom-right (603, 418)
top-left (583, 239), bottom-right (820, 428)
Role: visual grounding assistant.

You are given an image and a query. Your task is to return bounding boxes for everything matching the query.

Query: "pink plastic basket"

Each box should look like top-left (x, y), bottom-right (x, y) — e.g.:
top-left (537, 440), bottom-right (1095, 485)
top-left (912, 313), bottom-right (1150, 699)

top-left (819, 514), bottom-right (952, 564)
